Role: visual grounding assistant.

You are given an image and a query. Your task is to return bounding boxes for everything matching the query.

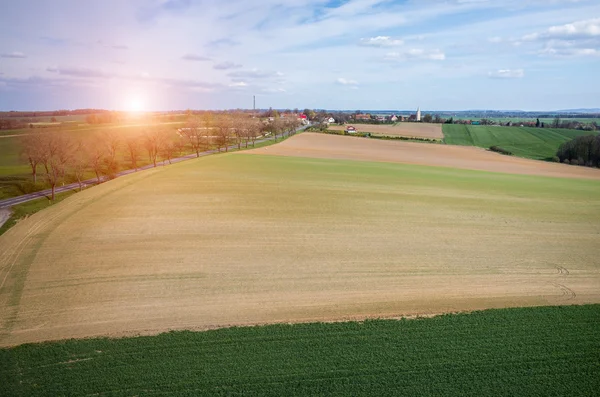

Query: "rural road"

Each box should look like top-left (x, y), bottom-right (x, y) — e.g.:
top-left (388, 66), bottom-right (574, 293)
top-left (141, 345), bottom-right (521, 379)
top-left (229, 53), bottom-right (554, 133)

top-left (0, 125), bottom-right (309, 210)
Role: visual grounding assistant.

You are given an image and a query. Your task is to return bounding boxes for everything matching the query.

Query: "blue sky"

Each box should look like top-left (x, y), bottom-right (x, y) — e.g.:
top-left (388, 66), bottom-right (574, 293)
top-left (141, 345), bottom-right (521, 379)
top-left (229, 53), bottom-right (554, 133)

top-left (0, 0), bottom-right (599, 111)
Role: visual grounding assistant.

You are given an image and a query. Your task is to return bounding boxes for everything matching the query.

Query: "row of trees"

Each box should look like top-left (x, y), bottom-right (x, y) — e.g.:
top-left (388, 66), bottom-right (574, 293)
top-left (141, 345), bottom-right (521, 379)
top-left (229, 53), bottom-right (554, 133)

top-left (20, 129), bottom-right (186, 200)
top-left (556, 135), bottom-right (600, 167)
top-left (20, 113), bottom-right (303, 201)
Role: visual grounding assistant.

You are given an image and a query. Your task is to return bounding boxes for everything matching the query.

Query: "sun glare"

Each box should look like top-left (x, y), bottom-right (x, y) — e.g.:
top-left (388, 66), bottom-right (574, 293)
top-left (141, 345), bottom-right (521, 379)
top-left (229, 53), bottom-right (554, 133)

top-left (123, 96), bottom-right (146, 113)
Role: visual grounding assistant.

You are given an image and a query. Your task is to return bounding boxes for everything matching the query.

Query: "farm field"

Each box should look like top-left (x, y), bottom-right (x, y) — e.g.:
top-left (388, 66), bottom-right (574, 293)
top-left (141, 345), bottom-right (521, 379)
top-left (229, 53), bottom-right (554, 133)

top-left (328, 122), bottom-right (443, 139)
top-left (1, 305), bottom-right (599, 396)
top-left (1, 146), bottom-right (600, 346)
top-left (250, 133), bottom-right (600, 179)
top-left (486, 117), bottom-right (600, 124)
top-left (442, 124), bottom-right (597, 160)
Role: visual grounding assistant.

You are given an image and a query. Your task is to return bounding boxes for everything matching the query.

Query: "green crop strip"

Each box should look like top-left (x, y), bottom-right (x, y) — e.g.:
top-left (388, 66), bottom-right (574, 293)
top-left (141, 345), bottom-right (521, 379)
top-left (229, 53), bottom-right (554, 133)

top-left (1, 305), bottom-right (599, 396)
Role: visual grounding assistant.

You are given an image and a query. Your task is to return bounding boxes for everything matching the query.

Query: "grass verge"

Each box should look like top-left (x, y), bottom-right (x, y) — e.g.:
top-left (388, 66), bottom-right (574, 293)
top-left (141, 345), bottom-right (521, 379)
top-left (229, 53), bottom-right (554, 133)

top-left (0, 190), bottom-right (78, 236)
top-left (1, 305), bottom-right (598, 396)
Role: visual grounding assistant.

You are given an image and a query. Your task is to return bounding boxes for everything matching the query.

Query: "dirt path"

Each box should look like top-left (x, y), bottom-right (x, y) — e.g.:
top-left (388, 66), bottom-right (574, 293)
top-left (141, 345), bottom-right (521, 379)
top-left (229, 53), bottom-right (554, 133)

top-left (244, 133), bottom-right (600, 180)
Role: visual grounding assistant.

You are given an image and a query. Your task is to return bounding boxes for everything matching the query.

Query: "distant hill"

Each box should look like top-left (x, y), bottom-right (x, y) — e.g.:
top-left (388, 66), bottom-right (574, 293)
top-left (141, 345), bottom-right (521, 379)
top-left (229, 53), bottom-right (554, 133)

top-left (556, 108), bottom-right (600, 114)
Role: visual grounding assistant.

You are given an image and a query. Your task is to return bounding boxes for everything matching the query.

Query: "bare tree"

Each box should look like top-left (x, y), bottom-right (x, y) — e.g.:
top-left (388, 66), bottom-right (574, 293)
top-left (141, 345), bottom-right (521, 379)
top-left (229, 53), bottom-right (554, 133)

top-left (214, 115), bottom-right (231, 152)
top-left (160, 137), bottom-right (177, 165)
top-left (143, 129), bottom-right (164, 167)
top-left (20, 133), bottom-right (43, 183)
top-left (270, 118), bottom-right (284, 141)
top-left (248, 120), bottom-right (263, 147)
top-left (88, 141), bottom-right (105, 183)
top-left (70, 140), bottom-right (88, 191)
top-left (232, 114), bottom-right (247, 150)
top-left (180, 117), bottom-right (205, 157)
top-left (39, 131), bottom-right (72, 201)
top-left (125, 136), bottom-right (142, 171)
top-left (101, 132), bottom-right (120, 179)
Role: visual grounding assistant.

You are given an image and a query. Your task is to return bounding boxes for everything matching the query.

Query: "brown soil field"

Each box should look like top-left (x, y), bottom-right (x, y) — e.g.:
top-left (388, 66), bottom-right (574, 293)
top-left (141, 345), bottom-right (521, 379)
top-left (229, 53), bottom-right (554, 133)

top-left (247, 133), bottom-right (600, 180)
top-left (0, 148), bottom-right (599, 347)
top-left (328, 122), bottom-right (443, 139)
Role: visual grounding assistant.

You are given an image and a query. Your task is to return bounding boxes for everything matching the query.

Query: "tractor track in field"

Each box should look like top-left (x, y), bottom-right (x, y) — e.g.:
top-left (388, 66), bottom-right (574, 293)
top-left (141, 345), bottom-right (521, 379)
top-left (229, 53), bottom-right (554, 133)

top-left (551, 283), bottom-right (576, 300)
top-left (556, 265), bottom-right (570, 276)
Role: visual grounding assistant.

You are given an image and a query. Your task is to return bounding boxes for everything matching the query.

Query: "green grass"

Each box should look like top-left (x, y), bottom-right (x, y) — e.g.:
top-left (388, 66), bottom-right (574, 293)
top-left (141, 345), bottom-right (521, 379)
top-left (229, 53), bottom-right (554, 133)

top-left (486, 117), bottom-right (600, 124)
top-left (442, 124), bottom-right (597, 160)
top-left (1, 305), bottom-right (598, 396)
top-left (0, 190), bottom-right (78, 236)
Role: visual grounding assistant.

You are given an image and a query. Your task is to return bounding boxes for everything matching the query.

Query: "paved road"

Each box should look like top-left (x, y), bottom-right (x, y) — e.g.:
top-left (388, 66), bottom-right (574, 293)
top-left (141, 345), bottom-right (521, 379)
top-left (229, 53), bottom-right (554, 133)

top-left (0, 126), bottom-right (308, 209)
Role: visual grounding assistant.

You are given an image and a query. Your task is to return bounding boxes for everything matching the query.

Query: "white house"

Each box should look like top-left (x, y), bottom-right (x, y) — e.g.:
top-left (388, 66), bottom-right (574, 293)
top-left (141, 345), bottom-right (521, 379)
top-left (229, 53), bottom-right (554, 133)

top-left (327, 117), bottom-right (335, 123)
top-left (345, 125), bottom-right (357, 134)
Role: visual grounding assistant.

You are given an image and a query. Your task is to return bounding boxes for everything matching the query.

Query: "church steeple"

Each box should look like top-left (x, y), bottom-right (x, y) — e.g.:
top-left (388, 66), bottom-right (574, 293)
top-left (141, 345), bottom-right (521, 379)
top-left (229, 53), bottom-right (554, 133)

top-left (416, 107), bottom-right (421, 122)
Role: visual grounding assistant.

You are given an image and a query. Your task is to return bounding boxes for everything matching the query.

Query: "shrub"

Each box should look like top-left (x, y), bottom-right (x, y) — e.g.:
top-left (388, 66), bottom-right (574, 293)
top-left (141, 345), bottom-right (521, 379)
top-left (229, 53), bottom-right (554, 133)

top-left (551, 156), bottom-right (560, 162)
top-left (563, 159), bottom-right (570, 164)
top-left (489, 146), bottom-right (513, 156)
top-left (571, 159), bottom-right (579, 165)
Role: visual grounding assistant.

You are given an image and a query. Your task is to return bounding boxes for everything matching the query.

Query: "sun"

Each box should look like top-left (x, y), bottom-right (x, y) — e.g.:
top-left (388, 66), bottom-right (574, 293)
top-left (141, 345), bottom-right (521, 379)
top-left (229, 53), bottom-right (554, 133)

top-left (123, 96), bottom-right (146, 113)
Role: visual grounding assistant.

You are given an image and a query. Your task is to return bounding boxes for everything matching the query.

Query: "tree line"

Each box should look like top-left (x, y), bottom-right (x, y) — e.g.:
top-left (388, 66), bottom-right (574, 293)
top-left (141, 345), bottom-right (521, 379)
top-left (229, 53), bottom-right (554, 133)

top-left (20, 113), bottom-right (302, 201)
top-left (556, 134), bottom-right (600, 167)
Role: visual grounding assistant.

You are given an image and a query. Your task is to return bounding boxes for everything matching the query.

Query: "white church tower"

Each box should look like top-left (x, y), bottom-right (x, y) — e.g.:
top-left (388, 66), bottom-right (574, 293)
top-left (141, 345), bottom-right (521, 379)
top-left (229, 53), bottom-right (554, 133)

top-left (416, 107), bottom-right (421, 122)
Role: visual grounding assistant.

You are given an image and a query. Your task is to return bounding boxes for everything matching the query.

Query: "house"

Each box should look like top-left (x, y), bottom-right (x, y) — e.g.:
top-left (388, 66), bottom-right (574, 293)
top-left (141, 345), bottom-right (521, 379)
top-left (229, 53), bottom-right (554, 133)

top-left (354, 114), bottom-right (371, 121)
top-left (376, 115), bottom-right (386, 122)
top-left (327, 117), bottom-right (335, 123)
top-left (390, 115), bottom-right (398, 122)
top-left (345, 125), bottom-right (357, 134)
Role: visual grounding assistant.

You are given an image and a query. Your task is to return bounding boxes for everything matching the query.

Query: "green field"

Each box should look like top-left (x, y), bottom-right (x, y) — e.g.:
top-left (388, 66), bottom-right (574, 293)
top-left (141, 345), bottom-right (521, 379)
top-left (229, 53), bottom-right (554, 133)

top-left (1, 305), bottom-right (599, 396)
top-left (442, 124), bottom-right (597, 160)
top-left (487, 117), bottom-right (600, 124)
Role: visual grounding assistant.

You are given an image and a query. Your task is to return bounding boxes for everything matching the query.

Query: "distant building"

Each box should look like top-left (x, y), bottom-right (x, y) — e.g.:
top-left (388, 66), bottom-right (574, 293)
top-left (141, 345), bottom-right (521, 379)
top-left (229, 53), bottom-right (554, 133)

top-left (346, 125), bottom-right (357, 134)
top-left (327, 117), bottom-right (335, 123)
top-left (390, 115), bottom-right (398, 122)
top-left (354, 114), bottom-right (371, 121)
top-left (416, 107), bottom-right (421, 122)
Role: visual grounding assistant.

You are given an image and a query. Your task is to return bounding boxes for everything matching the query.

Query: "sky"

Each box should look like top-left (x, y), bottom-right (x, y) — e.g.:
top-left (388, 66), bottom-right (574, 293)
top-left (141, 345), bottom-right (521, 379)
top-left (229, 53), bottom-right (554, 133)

top-left (0, 0), bottom-right (599, 111)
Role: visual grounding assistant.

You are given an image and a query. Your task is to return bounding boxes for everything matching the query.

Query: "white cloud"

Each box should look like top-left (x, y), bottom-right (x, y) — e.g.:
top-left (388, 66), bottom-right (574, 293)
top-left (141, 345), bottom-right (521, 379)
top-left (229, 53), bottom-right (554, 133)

top-left (488, 69), bottom-right (525, 79)
top-left (523, 18), bottom-right (600, 41)
top-left (385, 49), bottom-right (446, 61)
top-left (336, 77), bottom-right (359, 86)
top-left (539, 46), bottom-right (600, 57)
top-left (229, 81), bottom-right (247, 87)
top-left (359, 36), bottom-right (404, 47)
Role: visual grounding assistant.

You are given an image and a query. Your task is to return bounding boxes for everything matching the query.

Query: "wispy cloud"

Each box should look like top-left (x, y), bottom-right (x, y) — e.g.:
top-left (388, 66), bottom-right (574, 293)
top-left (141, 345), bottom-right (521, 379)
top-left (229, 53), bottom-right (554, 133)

top-left (182, 53), bottom-right (211, 61)
top-left (214, 61), bottom-right (243, 70)
top-left (1, 52), bottom-right (27, 59)
top-left (520, 18), bottom-right (600, 57)
top-left (488, 69), bottom-right (525, 79)
top-left (228, 69), bottom-right (282, 79)
top-left (336, 78), bottom-right (358, 86)
top-left (523, 18), bottom-right (600, 41)
top-left (385, 49), bottom-right (445, 61)
top-left (46, 66), bottom-right (111, 78)
top-left (359, 36), bottom-right (404, 47)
